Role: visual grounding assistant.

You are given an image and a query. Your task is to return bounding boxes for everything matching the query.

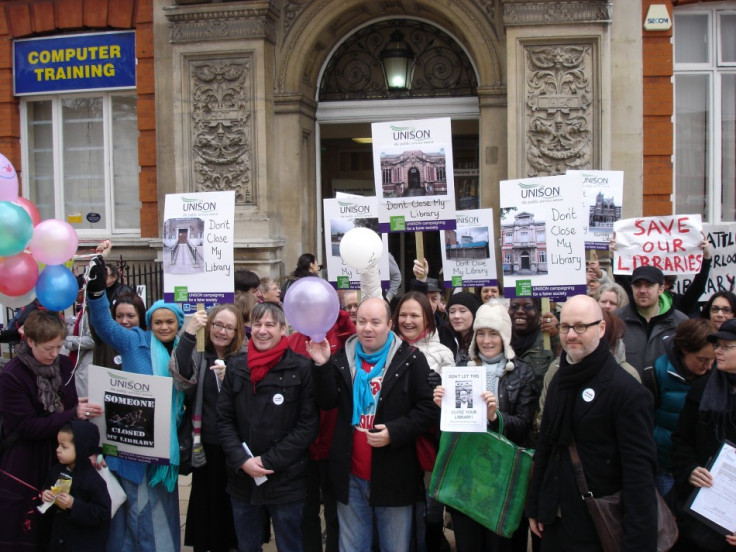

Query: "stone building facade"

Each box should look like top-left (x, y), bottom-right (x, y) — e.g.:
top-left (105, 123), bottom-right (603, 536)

top-left (0, 0), bottom-right (726, 285)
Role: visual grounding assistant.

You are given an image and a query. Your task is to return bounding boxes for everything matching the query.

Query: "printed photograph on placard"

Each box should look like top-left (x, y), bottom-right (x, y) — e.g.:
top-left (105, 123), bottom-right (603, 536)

top-left (440, 209), bottom-right (498, 288)
top-left (567, 170), bottom-right (624, 250)
top-left (162, 218), bottom-right (205, 274)
top-left (379, 148), bottom-right (449, 198)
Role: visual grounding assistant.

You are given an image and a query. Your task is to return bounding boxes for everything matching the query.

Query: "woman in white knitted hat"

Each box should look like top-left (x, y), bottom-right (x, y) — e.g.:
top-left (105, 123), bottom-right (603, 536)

top-left (433, 299), bottom-right (540, 552)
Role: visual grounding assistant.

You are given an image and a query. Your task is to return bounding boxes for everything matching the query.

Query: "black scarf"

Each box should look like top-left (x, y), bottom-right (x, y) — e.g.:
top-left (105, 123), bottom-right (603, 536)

top-left (15, 340), bottom-right (64, 414)
top-left (699, 367), bottom-right (736, 442)
top-left (544, 338), bottom-right (611, 446)
top-left (511, 327), bottom-right (540, 357)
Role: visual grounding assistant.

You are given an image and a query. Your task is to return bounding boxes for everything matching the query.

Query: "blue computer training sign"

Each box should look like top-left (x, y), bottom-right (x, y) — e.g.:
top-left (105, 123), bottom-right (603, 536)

top-left (14, 31), bottom-right (136, 96)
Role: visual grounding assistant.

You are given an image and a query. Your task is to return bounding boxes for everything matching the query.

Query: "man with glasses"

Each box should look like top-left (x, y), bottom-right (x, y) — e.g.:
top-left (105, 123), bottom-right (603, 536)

top-left (528, 294), bottom-right (658, 550)
top-left (616, 265), bottom-right (688, 377)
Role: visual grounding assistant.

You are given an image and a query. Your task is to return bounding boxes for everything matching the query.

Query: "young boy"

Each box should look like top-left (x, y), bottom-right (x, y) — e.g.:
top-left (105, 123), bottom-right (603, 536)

top-left (41, 421), bottom-right (111, 551)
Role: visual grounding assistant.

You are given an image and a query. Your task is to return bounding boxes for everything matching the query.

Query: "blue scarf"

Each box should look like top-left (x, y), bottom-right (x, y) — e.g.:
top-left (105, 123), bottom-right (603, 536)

top-left (144, 304), bottom-right (185, 492)
top-left (352, 333), bottom-right (394, 426)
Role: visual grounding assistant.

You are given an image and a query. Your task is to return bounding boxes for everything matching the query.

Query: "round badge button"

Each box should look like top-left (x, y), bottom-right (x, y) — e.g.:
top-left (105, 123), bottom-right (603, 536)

top-left (582, 388), bottom-right (595, 402)
top-left (114, 355), bottom-right (123, 365)
top-left (273, 393), bottom-right (284, 406)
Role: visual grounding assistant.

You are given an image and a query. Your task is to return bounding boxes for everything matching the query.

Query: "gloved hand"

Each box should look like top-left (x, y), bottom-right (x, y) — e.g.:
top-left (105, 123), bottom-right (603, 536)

top-left (427, 370), bottom-right (442, 389)
top-left (86, 255), bottom-right (107, 299)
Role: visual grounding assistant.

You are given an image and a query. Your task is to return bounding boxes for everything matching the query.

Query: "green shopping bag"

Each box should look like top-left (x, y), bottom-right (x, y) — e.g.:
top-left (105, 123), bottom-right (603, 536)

top-left (428, 414), bottom-right (534, 538)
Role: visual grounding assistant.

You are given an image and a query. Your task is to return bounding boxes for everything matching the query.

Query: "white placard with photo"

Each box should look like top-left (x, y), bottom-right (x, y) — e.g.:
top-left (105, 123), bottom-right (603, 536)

top-left (567, 170), bottom-right (624, 250)
top-left (323, 195), bottom-right (390, 290)
top-left (499, 175), bottom-right (587, 300)
top-left (440, 208), bottom-right (499, 288)
top-left (440, 366), bottom-right (487, 433)
top-left (371, 117), bottom-right (456, 233)
top-left (162, 191), bottom-right (235, 312)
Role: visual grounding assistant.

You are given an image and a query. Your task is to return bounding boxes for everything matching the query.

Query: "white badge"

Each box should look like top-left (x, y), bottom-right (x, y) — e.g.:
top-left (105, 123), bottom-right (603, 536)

top-left (273, 393), bottom-right (284, 406)
top-left (114, 355), bottom-right (122, 365)
top-left (582, 388), bottom-right (595, 402)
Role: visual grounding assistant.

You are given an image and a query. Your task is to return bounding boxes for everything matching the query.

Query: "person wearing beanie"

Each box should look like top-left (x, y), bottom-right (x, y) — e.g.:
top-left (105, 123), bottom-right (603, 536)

top-left (85, 255), bottom-right (186, 552)
top-left (433, 299), bottom-right (539, 551)
top-left (439, 291), bottom-right (483, 365)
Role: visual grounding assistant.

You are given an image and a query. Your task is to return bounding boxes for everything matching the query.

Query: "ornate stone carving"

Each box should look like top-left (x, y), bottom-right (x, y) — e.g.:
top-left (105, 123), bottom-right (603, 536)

top-left (166, 4), bottom-right (278, 44)
top-left (283, 1), bottom-right (308, 36)
top-left (524, 44), bottom-right (593, 176)
top-left (503, 1), bottom-right (612, 26)
top-left (319, 20), bottom-right (477, 101)
top-left (190, 57), bottom-right (254, 204)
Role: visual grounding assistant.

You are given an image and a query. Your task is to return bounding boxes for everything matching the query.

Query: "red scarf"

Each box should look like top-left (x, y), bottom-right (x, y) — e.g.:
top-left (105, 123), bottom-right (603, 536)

top-left (248, 337), bottom-right (289, 391)
top-left (405, 328), bottom-right (430, 345)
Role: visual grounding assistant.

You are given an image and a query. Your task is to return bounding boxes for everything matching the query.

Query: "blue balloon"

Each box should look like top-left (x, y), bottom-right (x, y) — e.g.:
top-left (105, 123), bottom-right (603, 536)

top-left (0, 200), bottom-right (33, 256)
top-left (283, 276), bottom-right (340, 342)
top-left (36, 265), bottom-right (79, 312)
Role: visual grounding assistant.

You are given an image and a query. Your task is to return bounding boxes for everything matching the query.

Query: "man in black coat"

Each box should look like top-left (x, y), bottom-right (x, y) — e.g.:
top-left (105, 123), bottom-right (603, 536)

top-left (528, 294), bottom-right (658, 551)
top-left (218, 302), bottom-right (319, 552)
top-left (306, 297), bottom-right (439, 552)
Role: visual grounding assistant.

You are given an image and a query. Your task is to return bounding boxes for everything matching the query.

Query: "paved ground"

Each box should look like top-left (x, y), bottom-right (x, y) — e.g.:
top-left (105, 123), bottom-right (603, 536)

top-left (178, 475), bottom-right (460, 552)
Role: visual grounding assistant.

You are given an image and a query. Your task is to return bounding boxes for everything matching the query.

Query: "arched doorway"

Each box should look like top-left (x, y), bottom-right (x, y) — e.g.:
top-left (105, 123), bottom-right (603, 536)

top-left (315, 19), bottom-right (481, 290)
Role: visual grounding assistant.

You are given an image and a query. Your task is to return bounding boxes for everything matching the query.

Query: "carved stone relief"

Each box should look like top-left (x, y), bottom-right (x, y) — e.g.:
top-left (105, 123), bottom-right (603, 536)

top-left (503, 1), bottom-right (611, 26)
top-left (524, 43), bottom-right (594, 176)
top-left (189, 57), bottom-right (254, 204)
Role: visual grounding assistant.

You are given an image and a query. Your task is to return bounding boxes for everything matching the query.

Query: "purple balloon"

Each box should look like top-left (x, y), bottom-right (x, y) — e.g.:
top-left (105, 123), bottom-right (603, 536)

top-left (36, 265), bottom-right (79, 312)
top-left (283, 277), bottom-right (340, 342)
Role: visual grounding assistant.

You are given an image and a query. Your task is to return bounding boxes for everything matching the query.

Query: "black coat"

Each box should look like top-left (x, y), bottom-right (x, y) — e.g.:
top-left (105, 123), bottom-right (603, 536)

top-left (671, 372), bottom-right (736, 497)
top-left (312, 335), bottom-right (439, 507)
top-left (45, 422), bottom-right (111, 552)
top-left (217, 347), bottom-right (319, 504)
top-left (527, 344), bottom-right (658, 551)
top-left (482, 357), bottom-right (539, 448)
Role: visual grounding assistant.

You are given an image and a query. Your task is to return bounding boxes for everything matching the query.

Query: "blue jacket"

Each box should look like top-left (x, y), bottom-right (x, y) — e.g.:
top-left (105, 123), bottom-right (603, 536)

top-left (652, 340), bottom-right (694, 471)
top-left (88, 294), bottom-right (175, 484)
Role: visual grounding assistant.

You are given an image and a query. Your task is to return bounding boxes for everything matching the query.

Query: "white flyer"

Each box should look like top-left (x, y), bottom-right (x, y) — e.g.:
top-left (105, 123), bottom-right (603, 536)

top-left (440, 366), bottom-right (487, 433)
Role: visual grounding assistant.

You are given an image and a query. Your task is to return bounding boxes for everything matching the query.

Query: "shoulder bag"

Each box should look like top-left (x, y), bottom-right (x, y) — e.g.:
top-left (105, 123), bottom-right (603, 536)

top-left (568, 439), bottom-right (678, 552)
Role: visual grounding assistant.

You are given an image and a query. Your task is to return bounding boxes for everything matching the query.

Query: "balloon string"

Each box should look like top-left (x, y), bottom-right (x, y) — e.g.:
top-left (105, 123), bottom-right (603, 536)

top-left (0, 469), bottom-right (41, 493)
top-left (63, 258), bottom-right (98, 388)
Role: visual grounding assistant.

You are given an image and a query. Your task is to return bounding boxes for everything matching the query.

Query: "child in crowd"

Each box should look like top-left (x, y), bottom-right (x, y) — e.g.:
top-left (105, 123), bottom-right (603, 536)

top-left (41, 421), bottom-right (111, 551)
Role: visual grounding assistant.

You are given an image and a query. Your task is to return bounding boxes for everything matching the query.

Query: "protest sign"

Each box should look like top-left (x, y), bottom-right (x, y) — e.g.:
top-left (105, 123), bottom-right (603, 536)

top-left (88, 365), bottom-right (173, 465)
top-left (567, 170), bottom-right (623, 250)
top-left (669, 223), bottom-right (736, 301)
top-left (371, 118), bottom-right (456, 232)
top-left (162, 191), bottom-right (235, 312)
top-left (500, 175), bottom-right (587, 300)
top-left (440, 209), bottom-right (498, 288)
top-left (613, 215), bottom-right (703, 275)
top-left (323, 195), bottom-right (390, 289)
top-left (440, 366), bottom-right (487, 433)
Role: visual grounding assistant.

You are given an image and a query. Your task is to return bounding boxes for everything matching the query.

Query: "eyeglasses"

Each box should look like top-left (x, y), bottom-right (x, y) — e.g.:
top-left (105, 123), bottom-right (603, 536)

top-left (713, 343), bottom-right (736, 351)
top-left (509, 303), bottom-right (536, 312)
top-left (559, 320), bottom-right (601, 334)
top-left (212, 322), bottom-right (237, 334)
top-left (710, 306), bottom-right (733, 315)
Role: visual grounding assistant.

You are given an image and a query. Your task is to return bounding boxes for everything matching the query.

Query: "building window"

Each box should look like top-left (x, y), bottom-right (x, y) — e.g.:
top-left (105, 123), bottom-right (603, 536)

top-left (22, 93), bottom-right (140, 235)
top-left (674, 5), bottom-right (736, 222)
top-left (538, 250), bottom-right (546, 263)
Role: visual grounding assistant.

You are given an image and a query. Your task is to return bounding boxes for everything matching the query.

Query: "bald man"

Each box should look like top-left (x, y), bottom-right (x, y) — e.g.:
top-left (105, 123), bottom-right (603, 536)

top-left (527, 295), bottom-right (658, 551)
top-left (307, 297), bottom-right (438, 552)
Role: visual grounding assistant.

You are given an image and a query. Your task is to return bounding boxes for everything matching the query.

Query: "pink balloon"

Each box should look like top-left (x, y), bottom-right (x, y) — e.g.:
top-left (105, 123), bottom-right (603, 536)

top-left (0, 252), bottom-right (39, 296)
top-left (12, 196), bottom-right (41, 227)
top-left (0, 153), bottom-right (19, 202)
top-left (283, 277), bottom-right (340, 342)
top-left (29, 219), bottom-right (79, 265)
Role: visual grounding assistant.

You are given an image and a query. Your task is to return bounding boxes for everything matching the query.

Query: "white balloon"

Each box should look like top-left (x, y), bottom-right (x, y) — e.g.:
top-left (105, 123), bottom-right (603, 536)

top-left (0, 288), bottom-right (37, 309)
top-left (339, 227), bottom-right (383, 271)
